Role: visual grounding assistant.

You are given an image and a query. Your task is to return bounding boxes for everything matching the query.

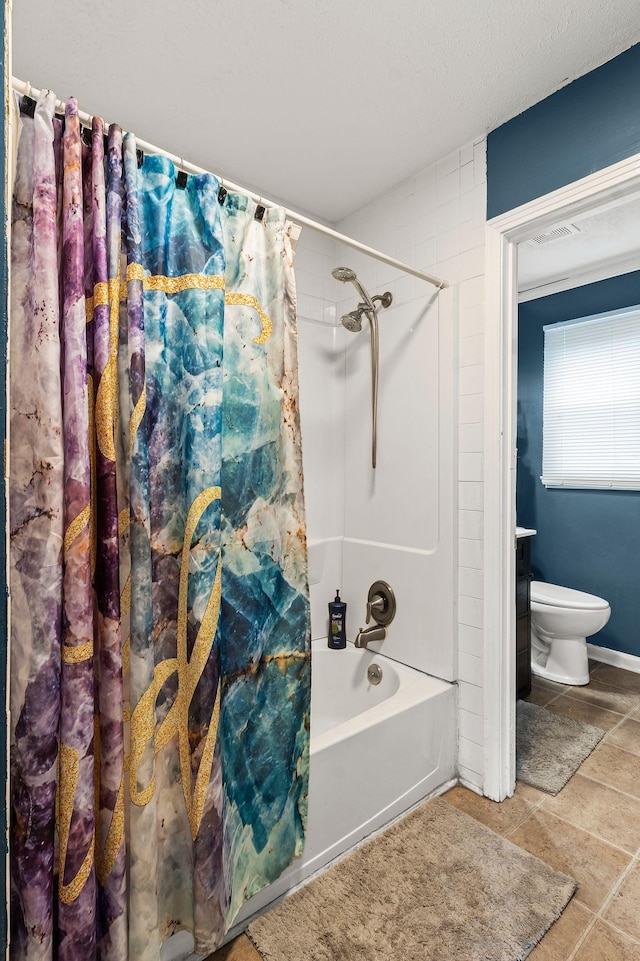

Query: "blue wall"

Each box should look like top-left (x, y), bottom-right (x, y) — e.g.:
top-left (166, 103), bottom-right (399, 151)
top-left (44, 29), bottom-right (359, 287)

top-left (489, 40), bottom-right (640, 658)
top-left (517, 273), bottom-right (640, 656)
top-left (487, 43), bottom-right (640, 218)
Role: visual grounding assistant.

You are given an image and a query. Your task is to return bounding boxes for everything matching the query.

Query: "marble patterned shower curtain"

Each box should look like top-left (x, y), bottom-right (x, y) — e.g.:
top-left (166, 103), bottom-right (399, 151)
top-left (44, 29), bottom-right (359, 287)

top-left (9, 90), bottom-right (311, 961)
top-left (218, 195), bottom-right (311, 930)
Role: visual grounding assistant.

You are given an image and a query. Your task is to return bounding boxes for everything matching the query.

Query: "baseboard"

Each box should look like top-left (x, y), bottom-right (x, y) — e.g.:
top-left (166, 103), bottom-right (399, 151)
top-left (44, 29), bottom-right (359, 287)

top-left (458, 774), bottom-right (484, 796)
top-left (587, 643), bottom-right (640, 675)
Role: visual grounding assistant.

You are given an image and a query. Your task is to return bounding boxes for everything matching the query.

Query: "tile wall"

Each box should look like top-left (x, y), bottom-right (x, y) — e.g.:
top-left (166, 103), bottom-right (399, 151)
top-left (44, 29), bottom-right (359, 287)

top-left (294, 229), bottom-right (346, 641)
top-left (294, 137), bottom-right (487, 791)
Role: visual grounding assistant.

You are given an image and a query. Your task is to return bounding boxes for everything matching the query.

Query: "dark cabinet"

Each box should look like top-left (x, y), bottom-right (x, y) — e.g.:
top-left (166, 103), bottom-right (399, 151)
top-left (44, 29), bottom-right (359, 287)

top-left (516, 536), bottom-right (532, 699)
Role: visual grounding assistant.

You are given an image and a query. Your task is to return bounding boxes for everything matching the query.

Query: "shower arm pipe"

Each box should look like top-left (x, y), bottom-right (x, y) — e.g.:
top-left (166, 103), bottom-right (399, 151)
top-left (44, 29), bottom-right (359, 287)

top-left (12, 77), bottom-right (449, 292)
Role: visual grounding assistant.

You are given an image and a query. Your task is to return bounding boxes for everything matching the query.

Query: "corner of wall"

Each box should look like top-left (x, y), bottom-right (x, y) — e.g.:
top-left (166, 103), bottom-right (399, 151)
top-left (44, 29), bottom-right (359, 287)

top-left (455, 139), bottom-right (487, 793)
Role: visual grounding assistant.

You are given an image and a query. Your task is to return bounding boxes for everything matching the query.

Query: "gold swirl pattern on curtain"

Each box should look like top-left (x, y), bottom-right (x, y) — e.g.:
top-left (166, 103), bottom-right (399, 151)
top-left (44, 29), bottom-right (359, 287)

top-left (91, 717), bottom-right (127, 887)
top-left (93, 269), bottom-right (122, 462)
top-left (87, 372), bottom-right (97, 577)
top-left (122, 637), bottom-right (130, 675)
top-left (63, 504), bottom-right (90, 554)
top-left (97, 773), bottom-right (126, 886)
top-left (61, 640), bottom-right (94, 664)
top-left (58, 743), bottom-right (96, 904)
top-left (86, 270), bottom-right (273, 344)
top-left (118, 508), bottom-right (130, 538)
top-left (129, 486), bottom-right (223, 839)
top-left (126, 262), bottom-right (225, 293)
top-left (225, 291), bottom-right (273, 343)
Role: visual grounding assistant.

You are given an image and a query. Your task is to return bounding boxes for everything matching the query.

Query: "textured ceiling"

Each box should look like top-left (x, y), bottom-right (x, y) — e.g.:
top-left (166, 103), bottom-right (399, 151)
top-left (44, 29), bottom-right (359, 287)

top-left (519, 196), bottom-right (640, 292)
top-left (11, 0), bottom-right (640, 222)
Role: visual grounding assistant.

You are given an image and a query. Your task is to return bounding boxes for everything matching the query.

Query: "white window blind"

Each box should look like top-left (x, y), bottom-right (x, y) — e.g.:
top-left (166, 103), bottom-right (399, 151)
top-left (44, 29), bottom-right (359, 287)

top-left (542, 305), bottom-right (640, 490)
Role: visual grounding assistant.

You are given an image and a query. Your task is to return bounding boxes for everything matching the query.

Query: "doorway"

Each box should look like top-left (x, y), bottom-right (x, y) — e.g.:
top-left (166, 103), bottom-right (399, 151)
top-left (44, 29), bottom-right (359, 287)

top-left (483, 151), bottom-right (640, 801)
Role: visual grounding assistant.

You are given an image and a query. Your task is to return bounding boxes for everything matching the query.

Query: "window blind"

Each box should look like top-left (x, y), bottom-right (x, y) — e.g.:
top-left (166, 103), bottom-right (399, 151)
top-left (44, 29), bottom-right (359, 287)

top-left (542, 305), bottom-right (640, 490)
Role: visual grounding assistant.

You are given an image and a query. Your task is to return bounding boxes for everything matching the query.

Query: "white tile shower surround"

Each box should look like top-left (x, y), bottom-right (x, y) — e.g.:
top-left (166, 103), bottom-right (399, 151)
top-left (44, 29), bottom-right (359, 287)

top-left (295, 137), bottom-right (487, 791)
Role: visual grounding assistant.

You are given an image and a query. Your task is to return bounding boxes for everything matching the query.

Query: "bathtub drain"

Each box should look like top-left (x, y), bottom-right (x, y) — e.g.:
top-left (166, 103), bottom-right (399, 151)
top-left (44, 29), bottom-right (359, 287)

top-left (367, 664), bottom-right (383, 685)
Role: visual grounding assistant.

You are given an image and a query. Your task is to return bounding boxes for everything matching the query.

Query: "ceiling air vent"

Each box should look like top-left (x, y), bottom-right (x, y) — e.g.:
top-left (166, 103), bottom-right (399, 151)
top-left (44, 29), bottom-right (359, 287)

top-left (527, 223), bottom-right (581, 246)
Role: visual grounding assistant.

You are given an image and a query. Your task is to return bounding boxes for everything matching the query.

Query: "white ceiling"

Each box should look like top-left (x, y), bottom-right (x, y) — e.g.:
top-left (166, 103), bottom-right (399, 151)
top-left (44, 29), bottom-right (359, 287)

top-left (11, 0), bottom-right (640, 223)
top-left (518, 195), bottom-right (640, 295)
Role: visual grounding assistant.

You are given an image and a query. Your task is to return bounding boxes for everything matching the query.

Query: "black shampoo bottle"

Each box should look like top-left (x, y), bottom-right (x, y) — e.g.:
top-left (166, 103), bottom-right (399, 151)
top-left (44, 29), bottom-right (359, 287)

top-left (328, 590), bottom-right (347, 649)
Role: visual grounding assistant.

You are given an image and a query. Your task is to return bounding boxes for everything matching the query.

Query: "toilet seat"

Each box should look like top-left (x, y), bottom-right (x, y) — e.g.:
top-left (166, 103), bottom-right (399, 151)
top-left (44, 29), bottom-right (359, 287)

top-left (531, 581), bottom-right (609, 611)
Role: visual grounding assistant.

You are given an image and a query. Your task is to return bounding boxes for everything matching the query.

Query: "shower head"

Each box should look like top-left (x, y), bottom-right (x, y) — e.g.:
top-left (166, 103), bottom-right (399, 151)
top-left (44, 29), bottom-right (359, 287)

top-left (341, 310), bottom-right (364, 333)
top-left (331, 266), bottom-right (376, 313)
top-left (332, 267), bottom-right (358, 283)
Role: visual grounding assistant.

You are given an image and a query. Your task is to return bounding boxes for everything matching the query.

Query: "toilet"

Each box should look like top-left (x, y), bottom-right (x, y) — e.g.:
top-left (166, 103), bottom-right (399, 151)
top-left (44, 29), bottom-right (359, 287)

top-left (530, 581), bottom-right (611, 686)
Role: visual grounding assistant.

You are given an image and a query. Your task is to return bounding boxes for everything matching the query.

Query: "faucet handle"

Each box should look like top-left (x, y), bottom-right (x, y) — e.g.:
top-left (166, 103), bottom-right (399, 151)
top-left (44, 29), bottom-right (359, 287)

top-left (366, 594), bottom-right (385, 624)
top-left (365, 581), bottom-right (397, 627)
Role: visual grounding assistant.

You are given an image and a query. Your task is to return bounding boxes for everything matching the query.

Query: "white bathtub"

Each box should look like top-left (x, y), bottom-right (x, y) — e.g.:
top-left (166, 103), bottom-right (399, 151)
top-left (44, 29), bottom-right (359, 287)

top-left (230, 638), bottom-right (456, 934)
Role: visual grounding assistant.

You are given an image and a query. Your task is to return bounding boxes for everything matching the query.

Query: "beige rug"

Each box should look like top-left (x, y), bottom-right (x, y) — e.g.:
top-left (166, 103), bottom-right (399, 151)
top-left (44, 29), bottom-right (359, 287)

top-left (247, 797), bottom-right (575, 961)
top-left (517, 700), bottom-right (605, 795)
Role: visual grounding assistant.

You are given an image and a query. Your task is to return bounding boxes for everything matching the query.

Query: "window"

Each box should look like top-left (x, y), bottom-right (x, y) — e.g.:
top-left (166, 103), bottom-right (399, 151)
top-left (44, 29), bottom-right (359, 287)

top-left (542, 305), bottom-right (640, 490)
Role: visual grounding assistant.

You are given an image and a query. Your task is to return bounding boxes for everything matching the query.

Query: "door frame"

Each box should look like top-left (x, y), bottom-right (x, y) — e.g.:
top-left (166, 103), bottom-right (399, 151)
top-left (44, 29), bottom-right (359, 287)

top-left (482, 151), bottom-right (640, 801)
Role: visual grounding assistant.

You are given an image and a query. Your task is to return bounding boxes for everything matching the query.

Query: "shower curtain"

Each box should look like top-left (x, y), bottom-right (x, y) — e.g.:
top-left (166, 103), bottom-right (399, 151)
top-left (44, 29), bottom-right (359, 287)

top-left (9, 91), bottom-right (311, 961)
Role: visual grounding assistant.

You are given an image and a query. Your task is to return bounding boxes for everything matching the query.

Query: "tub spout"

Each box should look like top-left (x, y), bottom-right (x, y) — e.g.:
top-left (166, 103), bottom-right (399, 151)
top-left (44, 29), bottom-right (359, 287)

top-left (354, 625), bottom-right (386, 649)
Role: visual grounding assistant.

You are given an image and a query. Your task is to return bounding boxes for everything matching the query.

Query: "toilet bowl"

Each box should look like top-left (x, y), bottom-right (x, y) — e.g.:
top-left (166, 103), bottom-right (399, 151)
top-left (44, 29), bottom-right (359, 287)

top-left (530, 581), bottom-right (611, 686)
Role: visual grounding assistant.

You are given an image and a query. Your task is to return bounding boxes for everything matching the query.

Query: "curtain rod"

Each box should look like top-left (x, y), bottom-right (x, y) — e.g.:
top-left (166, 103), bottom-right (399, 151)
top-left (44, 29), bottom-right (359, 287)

top-left (12, 77), bottom-right (448, 291)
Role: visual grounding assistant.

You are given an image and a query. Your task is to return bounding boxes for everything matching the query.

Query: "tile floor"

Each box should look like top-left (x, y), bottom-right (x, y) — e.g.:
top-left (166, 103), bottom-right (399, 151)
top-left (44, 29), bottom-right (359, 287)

top-left (211, 661), bottom-right (640, 961)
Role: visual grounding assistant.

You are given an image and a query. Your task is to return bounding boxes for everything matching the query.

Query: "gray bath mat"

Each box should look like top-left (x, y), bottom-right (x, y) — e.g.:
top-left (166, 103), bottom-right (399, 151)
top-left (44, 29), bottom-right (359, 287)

top-left (517, 699), bottom-right (605, 795)
top-left (247, 797), bottom-right (575, 961)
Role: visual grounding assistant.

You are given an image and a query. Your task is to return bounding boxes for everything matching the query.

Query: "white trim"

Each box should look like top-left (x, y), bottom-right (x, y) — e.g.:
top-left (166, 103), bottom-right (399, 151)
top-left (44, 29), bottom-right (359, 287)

top-left (490, 152), bottom-right (640, 240)
top-left (458, 776), bottom-right (484, 797)
top-left (587, 643), bottom-right (640, 675)
top-left (482, 228), bottom-right (517, 801)
top-left (483, 150), bottom-right (640, 803)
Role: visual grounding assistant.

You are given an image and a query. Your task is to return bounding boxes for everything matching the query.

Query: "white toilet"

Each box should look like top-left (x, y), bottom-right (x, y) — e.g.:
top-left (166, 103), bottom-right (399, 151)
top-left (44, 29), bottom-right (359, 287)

top-left (530, 581), bottom-right (611, 686)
